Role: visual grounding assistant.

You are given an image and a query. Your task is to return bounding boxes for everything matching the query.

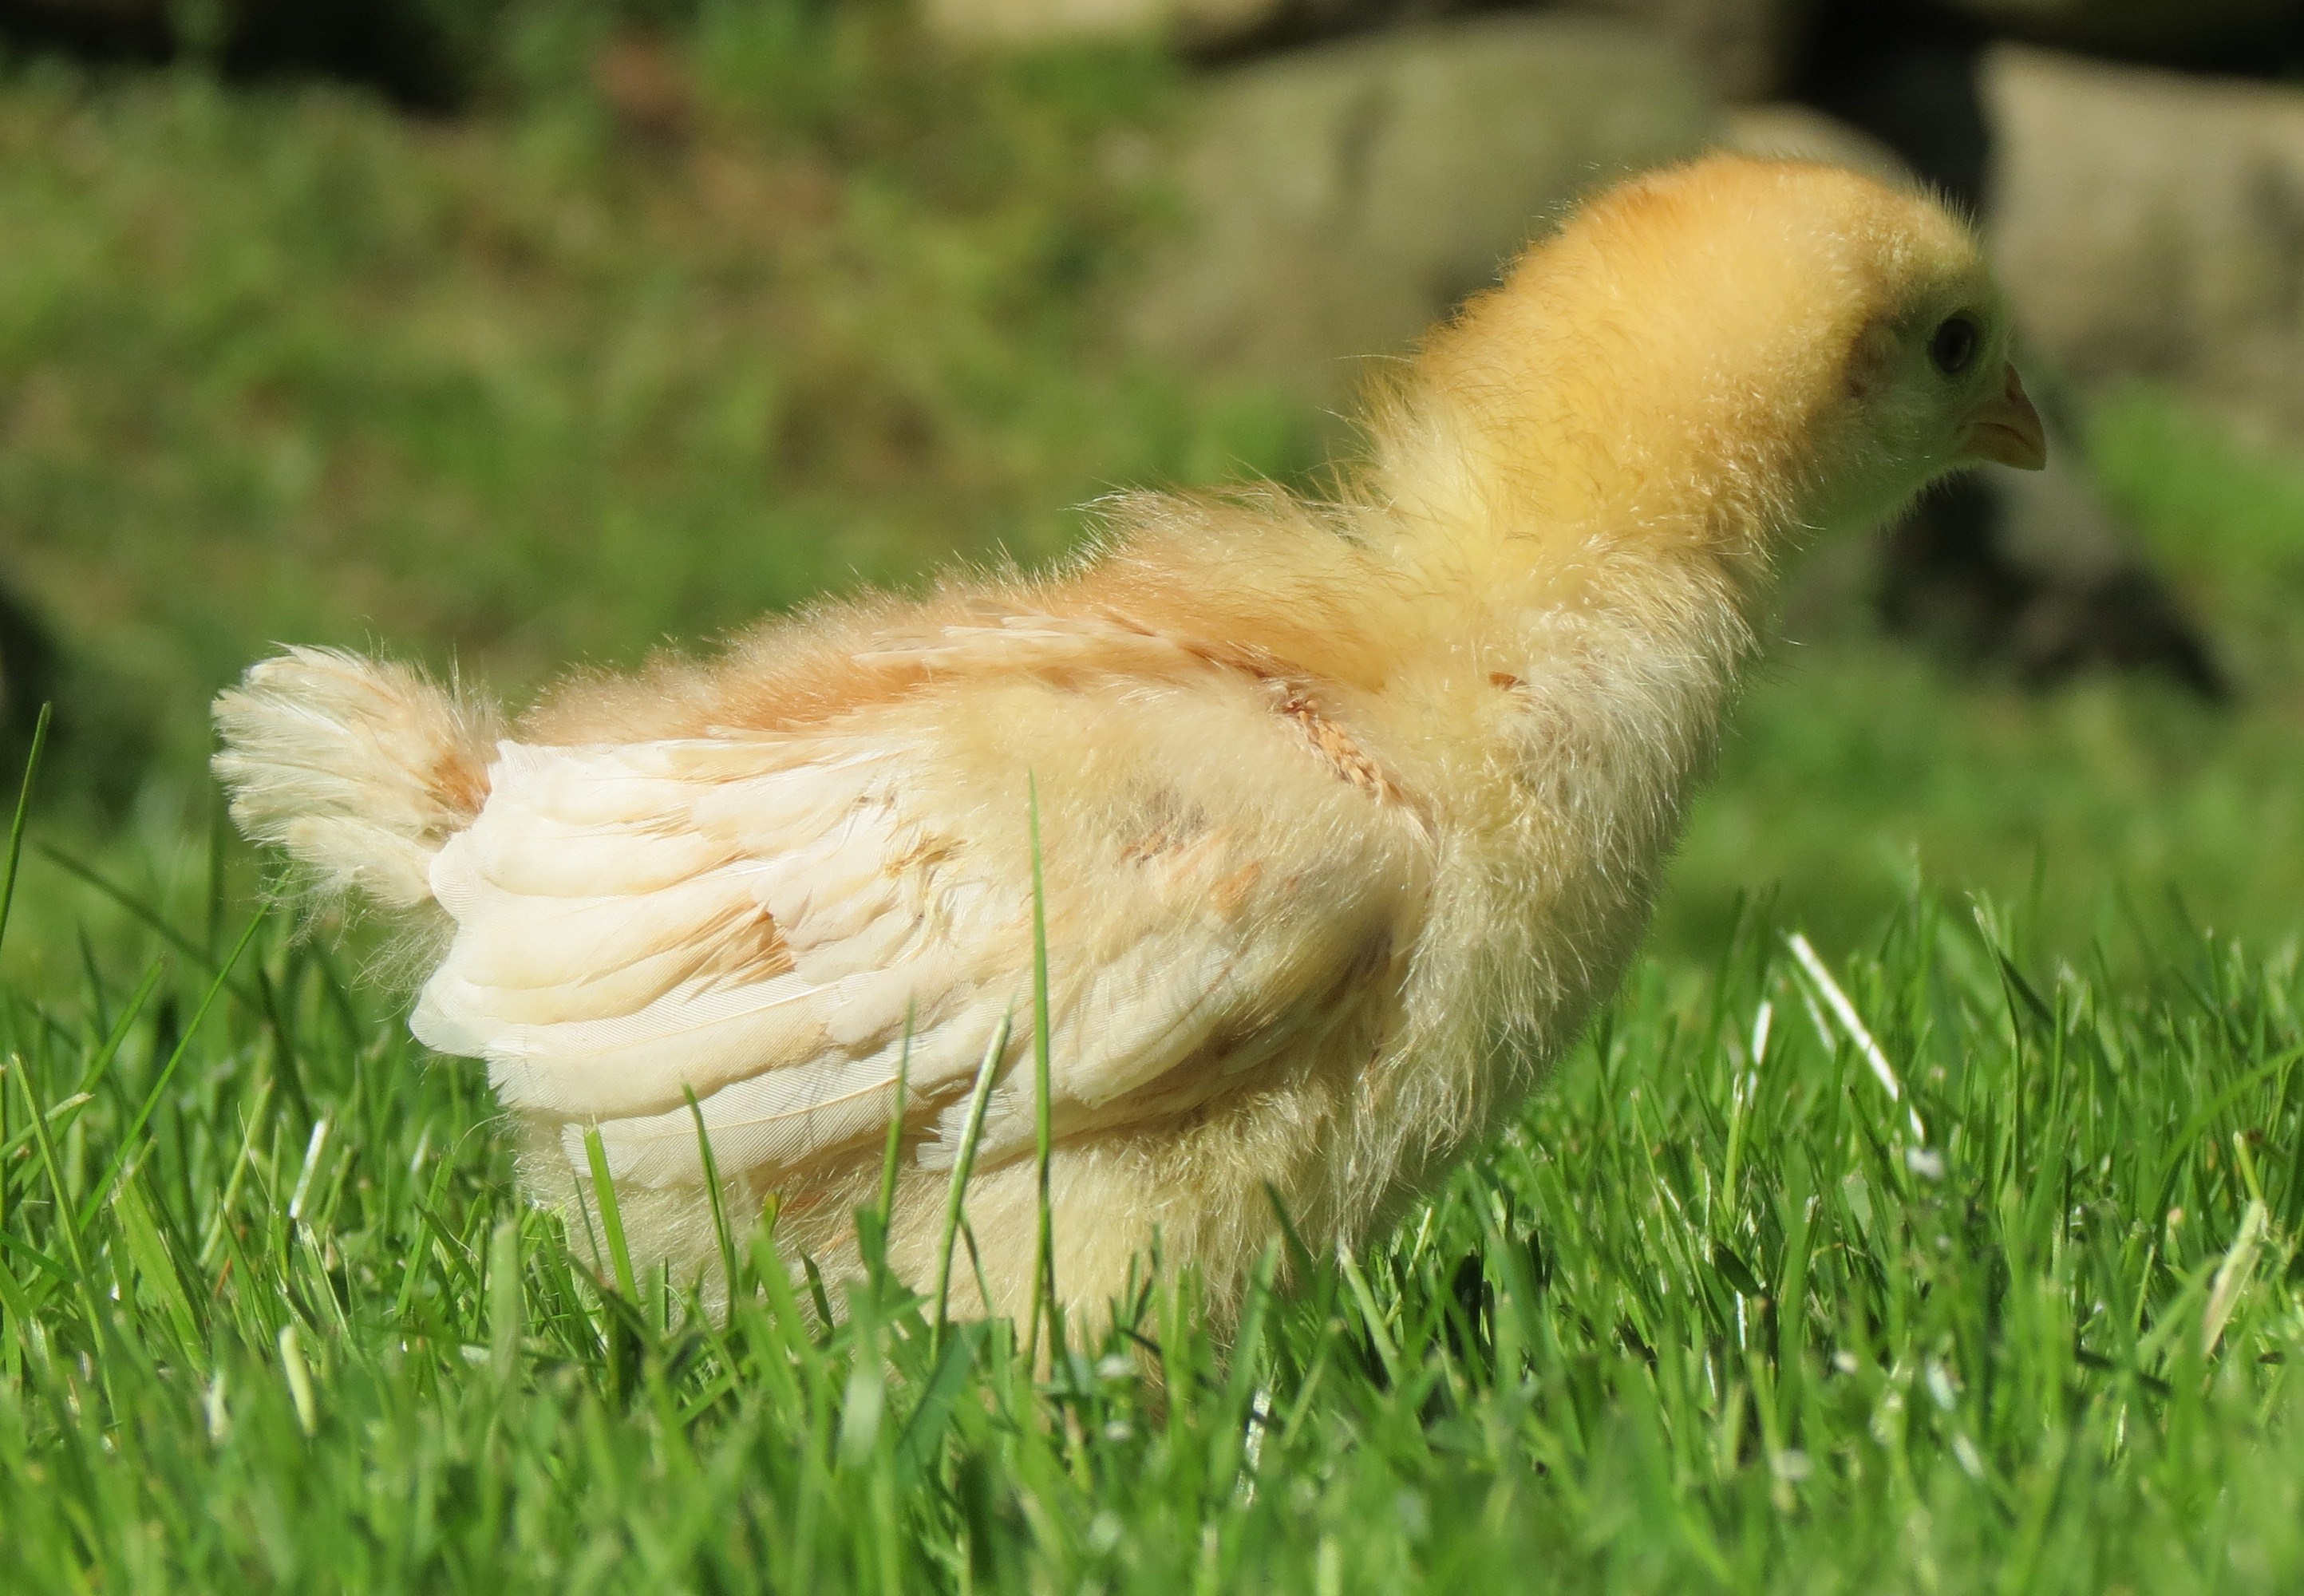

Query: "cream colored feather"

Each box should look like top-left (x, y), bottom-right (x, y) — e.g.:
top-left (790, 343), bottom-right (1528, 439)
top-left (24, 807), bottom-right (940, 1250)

top-left (212, 156), bottom-right (2046, 1336)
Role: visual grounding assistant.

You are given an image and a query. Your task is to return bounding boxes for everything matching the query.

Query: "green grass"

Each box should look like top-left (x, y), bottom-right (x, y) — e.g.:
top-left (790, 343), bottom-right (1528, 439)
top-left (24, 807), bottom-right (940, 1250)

top-left (0, 14), bottom-right (1302, 772)
top-left (12, 9), bottom-right (2304, 1589)
top-left (7, 816), bottom-right (2304, 1590)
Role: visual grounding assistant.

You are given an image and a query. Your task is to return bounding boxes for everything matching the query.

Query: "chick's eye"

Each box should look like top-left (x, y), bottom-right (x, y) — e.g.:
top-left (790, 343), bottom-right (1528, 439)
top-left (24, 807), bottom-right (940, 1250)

top-left (1929, 314), bottom-right (1980, 377)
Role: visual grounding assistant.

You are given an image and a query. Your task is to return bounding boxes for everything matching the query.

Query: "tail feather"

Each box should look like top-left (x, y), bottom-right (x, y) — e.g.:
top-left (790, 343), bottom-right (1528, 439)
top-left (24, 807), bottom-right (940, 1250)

top-left (212, 647), bottom-right (502, 909)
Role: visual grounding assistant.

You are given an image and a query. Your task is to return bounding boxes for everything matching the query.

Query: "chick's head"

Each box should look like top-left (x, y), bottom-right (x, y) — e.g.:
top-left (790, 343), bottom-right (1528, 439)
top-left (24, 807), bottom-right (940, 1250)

top-left (1794, 171), bottom-right (2047, 537)
top-left (1392, 155), bottom-right (2046, 561)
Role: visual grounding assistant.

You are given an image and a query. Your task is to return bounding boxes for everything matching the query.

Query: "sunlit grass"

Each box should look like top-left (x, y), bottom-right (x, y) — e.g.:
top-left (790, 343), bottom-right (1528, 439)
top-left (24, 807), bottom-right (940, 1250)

top-left (5, 797), bottom-right (2304, 1588)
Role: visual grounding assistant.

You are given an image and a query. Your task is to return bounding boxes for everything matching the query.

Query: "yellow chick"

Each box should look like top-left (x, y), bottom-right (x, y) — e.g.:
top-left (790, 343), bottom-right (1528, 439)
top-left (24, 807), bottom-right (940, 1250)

top-left (213, 156), bottom-right (2044, 1337)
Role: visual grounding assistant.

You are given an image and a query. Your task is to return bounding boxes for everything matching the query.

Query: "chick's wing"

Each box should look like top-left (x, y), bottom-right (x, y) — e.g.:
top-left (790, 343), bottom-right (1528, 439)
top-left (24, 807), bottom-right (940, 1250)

top-left (410, 617), bottom-right (1431, 1191)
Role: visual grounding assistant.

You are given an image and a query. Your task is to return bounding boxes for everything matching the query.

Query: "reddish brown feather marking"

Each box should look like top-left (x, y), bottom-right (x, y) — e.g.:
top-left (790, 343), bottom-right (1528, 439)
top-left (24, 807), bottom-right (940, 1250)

top-left (1108, 618), bottom-right (1421, 817)
top-left (1277, 692), bottom-right (1411, 809)
top-left (698, 907), bottom-right (796, 986)
top-left (889, 833), bottom-right (960, 874)
top-left (428, 746), bottom-right (494, 831)
top-left (1211, 860), bottom-right (1263, 917)
top-left (1120, 826), bottom-right (1181, 866)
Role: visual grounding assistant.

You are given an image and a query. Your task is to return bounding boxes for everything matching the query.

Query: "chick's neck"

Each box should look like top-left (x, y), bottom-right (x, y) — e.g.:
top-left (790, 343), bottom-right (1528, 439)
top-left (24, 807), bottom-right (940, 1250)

top-left (1366, 254), bottom-right (1860, 652)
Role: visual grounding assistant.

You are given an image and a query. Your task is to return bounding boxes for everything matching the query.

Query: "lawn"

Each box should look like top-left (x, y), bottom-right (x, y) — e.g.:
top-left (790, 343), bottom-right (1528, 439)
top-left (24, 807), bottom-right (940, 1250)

top-left (6, 8), bottom-right (2304, 1590)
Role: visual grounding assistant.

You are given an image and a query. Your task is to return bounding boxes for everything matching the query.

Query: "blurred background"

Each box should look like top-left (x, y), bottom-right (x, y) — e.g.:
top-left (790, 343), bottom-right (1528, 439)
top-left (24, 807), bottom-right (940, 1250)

top-left (1, 0), bottom-right (2302, 971)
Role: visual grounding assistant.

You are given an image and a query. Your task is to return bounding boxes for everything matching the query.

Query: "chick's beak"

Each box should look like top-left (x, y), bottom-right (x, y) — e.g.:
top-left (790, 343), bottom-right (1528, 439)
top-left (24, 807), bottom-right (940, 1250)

top-left (1963, 361), bottom-right (2048, 471)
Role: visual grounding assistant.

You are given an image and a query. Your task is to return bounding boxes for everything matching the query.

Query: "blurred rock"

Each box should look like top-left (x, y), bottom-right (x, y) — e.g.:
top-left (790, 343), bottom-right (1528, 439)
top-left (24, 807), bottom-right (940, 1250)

top-left (0, 0), bottom-right (480, 109)
top-left (1878, 445), bottom-right (2227, 698)
top-left (1713, 97), bottom-right (2232, 697)
top-left (1717, 101), bottom-right (1908, 183)
top-left (0, 0), bottom-right (174, 62)
top-left (918, 0), bottom-right (1288, 50)
top-left (1792, 10), bottom-right (1993, 218)
top-left (0, 580), bottom-right (57, 769)
top-left (0, 578), bottom-right (145, 805)
top-left (923, 0), bottom-right (1810, 95)
top-left (1933, 0), bottom-right (2299, 65)
top-left (1987, 45), bottom-right (2304, 451)
top-left (1559, 0), bottom-right (1816, 100)
top-left (1128, 15), bottom-right (1712, 405)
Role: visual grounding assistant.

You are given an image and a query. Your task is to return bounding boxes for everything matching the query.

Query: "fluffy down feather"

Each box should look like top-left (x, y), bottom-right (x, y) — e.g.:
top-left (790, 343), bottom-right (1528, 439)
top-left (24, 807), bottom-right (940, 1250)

top-left (213, 156), bottom-right (2045, 1335)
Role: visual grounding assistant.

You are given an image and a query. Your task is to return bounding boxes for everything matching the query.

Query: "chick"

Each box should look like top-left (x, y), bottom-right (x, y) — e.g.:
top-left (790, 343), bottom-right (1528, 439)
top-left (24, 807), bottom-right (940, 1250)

top-left (213, 156), bottom-right (2045, 1337)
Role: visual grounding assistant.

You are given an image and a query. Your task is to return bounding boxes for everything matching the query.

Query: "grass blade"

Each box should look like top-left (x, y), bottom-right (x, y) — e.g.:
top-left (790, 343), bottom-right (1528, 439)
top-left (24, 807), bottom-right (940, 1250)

top-left (78, 911), bottom-right (266, 1231)
top-left (1335, 1239), bottom-right (1401, 1387)
top-left (935, 1012), bottom-right (1010, 1349)
top-left (278, 1321), bottom-right (318, 1436)
top-left (582, 1124), bottom-right (642, 1305)
top-left (683, 1085), bottom-right (741, 1304)
top-left (287, 1116), bottom-right (330, 1223)
top-left (1026, 775), bottom-right (1057, 1364)
top-left (875, 1009), bottom-right (915, 1235)
top-left (113, 1163), bottom-right (204, 1361)
top-left (2203, 1199), bottom-right (2267, 1356)
top-left (488, 1217), bottom-right (524, 1384)
top-left (73, 957), bottom-right (166, 1100)
top-left (35, 842), bottom-right (241, 985)
top-left (1787, 930), bottom-right (1927, 1144)
top-left (0, 703), bottom-right (50, 962)
top-left (14, 1059), bottom-right (91, 1284)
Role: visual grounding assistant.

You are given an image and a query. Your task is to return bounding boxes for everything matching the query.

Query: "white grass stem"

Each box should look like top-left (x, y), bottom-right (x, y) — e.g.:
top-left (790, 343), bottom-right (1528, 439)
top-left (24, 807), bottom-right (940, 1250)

top-left (278, 1321), bottom-right (318, 1436)
top-left (1787, 932), bottom-right (1927, 1144)
top-left (287, 1116), bottom-right (330, 1223)
top-left (2203, 1199), bottom-right (2267, 1356)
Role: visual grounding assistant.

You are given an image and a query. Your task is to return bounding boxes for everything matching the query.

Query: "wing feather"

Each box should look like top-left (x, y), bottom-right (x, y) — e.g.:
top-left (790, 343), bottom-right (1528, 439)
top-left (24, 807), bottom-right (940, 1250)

top-left (411, 614), bottom-right (1426, 1188)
